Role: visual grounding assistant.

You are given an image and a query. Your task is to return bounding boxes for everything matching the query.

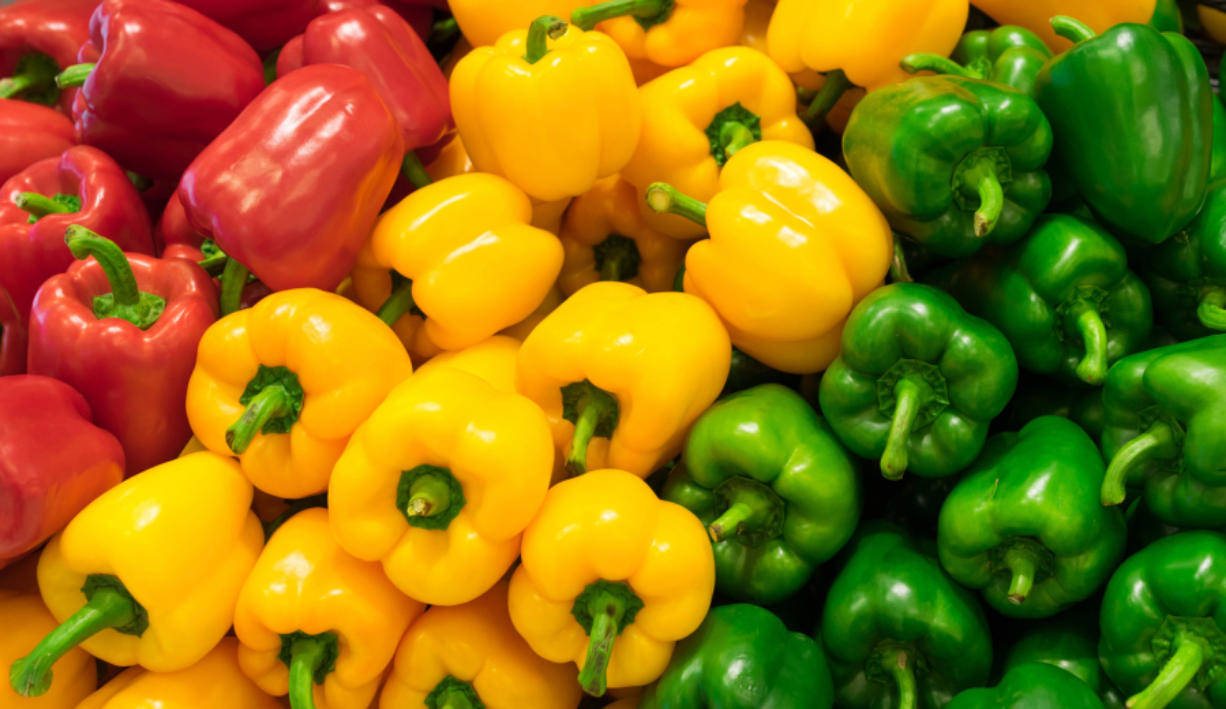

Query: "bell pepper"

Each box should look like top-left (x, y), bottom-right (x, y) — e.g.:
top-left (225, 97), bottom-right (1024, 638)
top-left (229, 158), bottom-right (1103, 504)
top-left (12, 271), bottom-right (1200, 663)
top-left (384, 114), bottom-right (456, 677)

top-left (934, 214), bottom-right (1153, 385)
top-left (54, 0), bottom-right (265, 180)
top-left (0, 294), bottom-right (23, 376)
top-left (0, 98), bottom-right (73, 185)
top-left (946, 662), bottom-right (1104, 709)
top-left (169, 0), bottom-right (319, 51)
top-left (516, 281), bottom-right (730, 477)
top-left (0, 375), bottom-right (124, 568)
top-left (0, 591), bottom-right (95, 707)
top-left (1099, 531), bottom-right (1226, 709)
top-left (569, 0), bottom-right (747, 68)
top-left (186, 288), bottom-right (412, 499)
top-left (234, 507), bottom-right (424, 709)
top-left (0, 0), bottom-right (96, 112)
top-left (1150, 0), bottom-right (1183, 31)
top-left (508, 468), bottom-right (715, 696)
top-left (1003, 617), bottom-right (1126, 708)
top-left (970, 0), bottom-right (1155, 50)
top-left (8, 452), bottom-right (263, 697)
top-left (901, 25), bottom-right (1052, 95)
top-left (820, 523), bottom-right (992, 709)
top-left (27, 229), bottom-right (217, 474)
top-left (662, 384), bottom-right (860, 605)
top-left (415, 335), bottom-right (521, 393)
top-left (647, 141), bottom-right (892, 374)
top-left (448, 0), bottom-right (589, 48)
top-left (1211, 100), bottom-right (1226, 183)
top-left (378, 581), bottom-right (583, 709)
top-left (450, 18), bottom-right (640, 202)
top-left (1034, 17), bottom-right (1212, 244)
top-left (818, 283), bottom-right (1019, 480)
top-left (178, 64), bottom-right (404, 297)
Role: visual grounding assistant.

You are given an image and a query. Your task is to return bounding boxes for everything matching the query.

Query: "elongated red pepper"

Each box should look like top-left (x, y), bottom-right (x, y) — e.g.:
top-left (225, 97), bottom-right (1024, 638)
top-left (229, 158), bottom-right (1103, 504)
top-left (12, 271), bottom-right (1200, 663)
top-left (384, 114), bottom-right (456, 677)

top-left (171, 0), bottom-right (321, 51)
top-left (0, 374), bottom-right (124, 568)
top-left (0, 0), bottom-right (97, 113)
top-left (27, 228), bottom-right (217, 474)
top-left (0, 98), bottom-right (73, 185)
top-left (0, 294), bottom-right (24, 376)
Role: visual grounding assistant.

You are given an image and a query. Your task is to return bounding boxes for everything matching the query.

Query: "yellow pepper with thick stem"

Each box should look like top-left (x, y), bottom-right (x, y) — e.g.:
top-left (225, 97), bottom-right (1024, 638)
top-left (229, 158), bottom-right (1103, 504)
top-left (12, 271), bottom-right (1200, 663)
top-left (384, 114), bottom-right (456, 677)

top-left (8, 453), bottom-right (262, 700)
top-left (569, 0), bottom-right (748, 68)
top-left (450, 18), bottom-right (641, 202)
top-left (971, 0), bottom-right (1154, 50)
top-left (0, 591), bottom-right (94, 708)
top-left (508, 469), bottom-right (714, 697)
top-left (328, 362), bottom-right (554, 606)
top-left (234, 508), bottom-right (424, 709)
top-left (186, 288), bottom-right (412, 499)
top-left (449, 0), bottom-right (590, 47)
top-left (516, 281), bottom-right (731, 478)
top-left (378, 581), bottom-right (582, 709)
top-left (646, 140), bottom-right (893, 374)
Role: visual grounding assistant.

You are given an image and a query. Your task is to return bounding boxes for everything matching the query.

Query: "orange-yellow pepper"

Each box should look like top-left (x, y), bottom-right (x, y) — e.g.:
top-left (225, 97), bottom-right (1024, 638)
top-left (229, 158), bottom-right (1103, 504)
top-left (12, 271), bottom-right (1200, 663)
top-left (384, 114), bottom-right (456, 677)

top-left (570, 0), bottom-right (748, 68)
top-left (971, 0), bottom-right (1154, 50)
top-left (516, 281), bottom-right (731, 478)
top-left (450, 20), bottom-right (641, 202)
top-left (449, 0), bottom-right (590, 47)
top-left (425, 136), bottom-right (473, 181)
top-left (234, 508), bottom-right (424, 709)
top-left (1202, 5), bottom-right (1226, 44)
top-left (647, 140), bottom-right (893, 374)
top-left (0, 591), bottom-right (94, 708)
top-left (508, 469), bottom-right (714, 696)
top-left (620, 47), bottom-right (814, 239)
top-left (186, 288), bottom-right (411, 499)
top-left (416, 334), bottom-right (520, 395)
top-left (328, 363), bottom-right (554, 606)
top-left (9, 453), bottom-right (262, 699)
top-left (558, 176), bottom-right (689, 295)
top-left (378, 581), bottom-right (582, 709)
top-left (76, 638), bottom-right (281, 709)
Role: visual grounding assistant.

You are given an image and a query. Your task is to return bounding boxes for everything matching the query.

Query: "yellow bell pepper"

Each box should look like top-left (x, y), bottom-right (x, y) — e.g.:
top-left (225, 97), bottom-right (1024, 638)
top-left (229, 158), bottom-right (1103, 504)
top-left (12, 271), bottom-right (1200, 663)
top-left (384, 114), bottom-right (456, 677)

top-left (378, 581), bottom-right (582, 709)
top-left (972, 0), bottom-right (1154, 50)
top-left (508, 469), bottom-right (714, 696)
top-left (76, 638), bottom-right (281, 709)
top-left (0, 591), bottom-right (94, 708)
top-left (1202, 5), bottom-right (1226, 44)
top-left (620, 47), bottom-right (814, 239)
top-left (646, 140), bottom-right (893, 374)
top-left (9, 453), bottom-right (262, 699)
top-left (559, 176), bottom-right (689, 296)
top-left (516, 281), bottom-right (731, 478)
top-left (425, 136), bottom-right (474, 181)
top-left (415, 335), bottom-right (522, 394)
top-left (329, 363), bottom-right (554, 606)
top-left (234, 507), bottom-right (424, 709)
top-left (569, 0), bottom-right (748, 68)
top-left (186, 288), bottom-right (412, 499)
top-left (450, 19), bottom-right (641, 202)
top-left (449, 0), bottom-right (590, 47)
top-left (500, 285), bottom-right (566, 343)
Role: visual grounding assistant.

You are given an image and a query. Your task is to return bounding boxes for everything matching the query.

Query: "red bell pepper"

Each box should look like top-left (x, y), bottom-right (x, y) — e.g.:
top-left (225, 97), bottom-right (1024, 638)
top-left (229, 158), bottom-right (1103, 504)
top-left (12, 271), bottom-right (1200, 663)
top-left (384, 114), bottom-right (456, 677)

top-left (170, 0), bottom-right (320, 51)
top-left (0, 98), bottom-right (73, 185)
top-left (55, 0), bottom-right (266, 180)
top-left (26, 227), bottom-right (217, 474)
top-left (0, 0), bottom-right (96, 113)
top-left (0, 374), bottom-right (124, 568)
top-left (0, 294), bottom-right (24, 376)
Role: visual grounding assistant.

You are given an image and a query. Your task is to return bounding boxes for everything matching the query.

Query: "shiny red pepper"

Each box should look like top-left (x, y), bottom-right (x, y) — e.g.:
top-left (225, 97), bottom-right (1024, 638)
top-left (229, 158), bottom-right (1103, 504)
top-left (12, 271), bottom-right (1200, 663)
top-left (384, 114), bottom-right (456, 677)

top-left (0, 0), bottom-right (97, 113)
top-left (0, 98), bottom-right (73, 185)
top-left (171, 0), bottom-right (321, 51)
top-left (27, 227), bottom-right (217, 474)
top-left (0, 374), bottom-right (124, 568)
top-left (0, 294), bottom-right (24, 376)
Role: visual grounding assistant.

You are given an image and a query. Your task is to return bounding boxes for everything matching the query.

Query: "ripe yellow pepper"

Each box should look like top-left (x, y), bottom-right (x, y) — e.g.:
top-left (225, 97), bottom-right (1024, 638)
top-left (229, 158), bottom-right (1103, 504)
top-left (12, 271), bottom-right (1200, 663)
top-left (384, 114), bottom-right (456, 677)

top-left (0, 591), bottom-right (94, 708)
top-left (9, 453), bottom-right (262, 699)
top-left (77, 638), bottom-right (281, 709)
top-left (378, 581), bottom-right (582, 709)
top-left (620, 47), bottom-right (814, 239)
top-left (234, 508), bottom-right (424, 709)
top-left (971, 0), bottom-right (1154, 49)
top-left (647, 141), bottom-right (893, 374)
top-left (425, 136), bottom-right (474, 181)
top-left (508, 469), bottom-right (714, 696)
top-left (559, 176), bottom-right (689, 296)
top-left (416, 335), bottom-right (522, 394)
top-left (451, 19), bottom-right (641, 202)
top-left (186, 288), bottom-right (411, 499)
top-left (570, 0), bottom-right (748, 68)
top-left (449, 0), bottom-right (590, 47)
top-left (517, 281), bottom-right (731, 477)
top-left (329, 364), bottom-right (554, 606)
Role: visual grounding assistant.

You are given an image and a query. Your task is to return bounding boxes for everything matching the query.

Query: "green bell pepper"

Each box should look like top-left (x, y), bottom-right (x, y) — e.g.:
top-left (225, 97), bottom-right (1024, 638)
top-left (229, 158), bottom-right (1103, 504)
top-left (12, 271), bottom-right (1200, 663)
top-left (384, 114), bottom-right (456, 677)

top-left (937, 416), bottom-right (1126, 618)
top-left (663, 384), bottom-right (860, 604)
top-left (900, 25), bottom-right (1052, 95)
top-left (996, 373), bottom-right (1104, 440)
top-left (934, 214), bottom-right (1153, 385)
top-left (1149, 0), bottom-right (1184, 33)
top-left (1004, 616), bottom-right (1125, 709)
top-left (818, 283), bottom-right (1018, 480)
top-left (1034, 17), bottom-right (1212, 244)
top-left (946, 662), bottom-right (1104, 709)
top-left (1100, 531), bottom-right (1226, 709)
top-left (842, 75), bottom-right (1053, 257)
top-left (1211, 100), bottom-right (1226, 182)
top-left (638, 603), bottom-right (833, 709)
top-left (820, 523), bottom-right (992, 709)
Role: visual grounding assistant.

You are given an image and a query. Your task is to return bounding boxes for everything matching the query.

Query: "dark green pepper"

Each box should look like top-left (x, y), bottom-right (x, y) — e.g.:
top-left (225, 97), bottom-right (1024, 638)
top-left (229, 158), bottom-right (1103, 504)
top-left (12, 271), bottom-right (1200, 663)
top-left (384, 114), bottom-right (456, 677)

top-left (1211, 99), bottom-right (1226, 182)
top-left (995, 373), bottom-right (1104, 440)
top-left (1149, 0), bottom-right (1185, 32)
top-left (1004, 616), bottom-right (1125, 709)
top-left (901, 25), bottom-right (1053, 95)
top-left (946, 662), bottom-right (1104, 709)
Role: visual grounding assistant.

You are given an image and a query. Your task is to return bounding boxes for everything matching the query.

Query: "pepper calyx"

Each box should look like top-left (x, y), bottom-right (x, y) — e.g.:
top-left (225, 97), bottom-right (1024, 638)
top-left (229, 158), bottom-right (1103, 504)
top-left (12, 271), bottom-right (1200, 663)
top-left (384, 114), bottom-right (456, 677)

top-left (397, 465), bottom-right (465, 530)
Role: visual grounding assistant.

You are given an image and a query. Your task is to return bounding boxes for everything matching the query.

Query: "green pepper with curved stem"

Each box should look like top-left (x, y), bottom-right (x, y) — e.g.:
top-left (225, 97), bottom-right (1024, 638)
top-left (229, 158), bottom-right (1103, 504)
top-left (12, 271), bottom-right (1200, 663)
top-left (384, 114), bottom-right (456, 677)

top-left (946, 662), bottom-right (1104, 709)
top-left (901, 25), bottom-right (1052, 95)
top-left (818, 283), bottom-right (1018, 480)
top-left (1004, 616), bottom-right (1126, 709)
top-left (663, 384), bottom-right (859, 605)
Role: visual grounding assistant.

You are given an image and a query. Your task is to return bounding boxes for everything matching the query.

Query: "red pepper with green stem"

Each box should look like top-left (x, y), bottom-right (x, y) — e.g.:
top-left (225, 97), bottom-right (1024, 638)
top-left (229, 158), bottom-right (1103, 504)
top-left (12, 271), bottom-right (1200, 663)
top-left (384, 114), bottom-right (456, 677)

top-left (0, 98), bottom-right (74, 185)
top-left (0, 0), bottom-right (97, 112)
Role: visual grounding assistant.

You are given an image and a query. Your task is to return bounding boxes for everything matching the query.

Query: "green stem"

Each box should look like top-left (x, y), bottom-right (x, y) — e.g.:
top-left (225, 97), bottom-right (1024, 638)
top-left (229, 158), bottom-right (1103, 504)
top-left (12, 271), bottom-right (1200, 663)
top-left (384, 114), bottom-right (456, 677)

top-left (65, 226), bottom-right (139, 307)
top-left (566, 399), bottom-right (602, 476)
top-left (125, 171), bottom-right (152, 192)
top-left (523, 15), bottom-right (568, 64)
top-left (1071, 302), bottom-right (1109, 385)
top-left (1051, 15), bottom-right (1097, 43)
top-left (889, 240), bottom-right (912, 283)
top-left (644, 182), bottom-right (707, 226)
top-left (959, 157), bottom-right (1004, 238)
top-left (404, 472), bottom-right (452, 519)
top-left (886, 650), bottom-right (917, 709)
top-left (226, 385), bottom-right (296, 454)
top-left (881, 378), bottom-right (924, 480)
top-left (439, 694), bottom-right (475, 709)
top-left (718, 121), bottom-right (756, 163)
top-left (0, 72), bottom-right (37, 99)
top-left (1004, 546), bottom-right (1037, 605)
top-left (577, 596), bottom-right (624, 697)
top-left (1126, 634), bottom-right (1206, 709)
top-left (899, 53), bottom-right (975, 77)
top-left (218, 257), bottom-right (248, 317)
top-left (1198, 288), bottom-right (1226, 330)
top-left (401, 152), bottom-right (433, 190)
top-left (54, 63), bottom-right (95, 89)
top-left (570, 0), bottom-right (669, 29)
top-left (16, 192), bottom-right (75, 220)
top-left (1101, 422), bottom-right (1176, 506)
top-left (197, 251), bottom-right (229, 277)
top-left (708, 502), bottom-right (752, 543)
top-left (376, 276), bottom-right (416, 326)
top-left (802, 69), bottom-right (852, 128)
top-left (287, 636), bottom-right (329, 709)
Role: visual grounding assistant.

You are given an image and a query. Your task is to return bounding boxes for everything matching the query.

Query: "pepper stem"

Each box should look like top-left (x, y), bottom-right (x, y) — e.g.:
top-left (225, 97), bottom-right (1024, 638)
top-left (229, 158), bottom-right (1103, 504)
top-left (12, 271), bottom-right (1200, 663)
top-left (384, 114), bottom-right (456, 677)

top-left (1126, 634), bottom-right (1206, 709)
top-left (1051, 15), bottom-right (1097, 43)
top-left (899, 53), bottom-right (975, 78)
top-left (570, 0), bottom-right (670, 29)
top-left (65, 226), bottom-right (166, 329)
top-left (376, 276), bottom-right (417, 326)
top-left (0, 72), bottom-right (37, 98)
top-left (802, 69), bottom-right (852, 128)
top-left (401, 152), bottom-right (433, 190)
top-left (218, 257), bottom-right (249, 316)
top-left (1101, 422), bottom-right (1176, 506)
top-left (0, 53), bottom-right (61, 103)
top-left (881, 377), bottom-right (925, 480)
top-left (15, 192), bottom-right (76, 220)
top-left (718, 121), bottom-right (756, 163)
top-left (889, 240), bottom-right (912, 283)
top-left (439, 693), bottom-right (475, 709)
top-left (645, 182), bottom-right (707, 226)
top-left (566, 398), bottom-right (603, 476)
top-left (54, 63), bottom-right (95, 89)
top-left (577, 594), bottom-right (627, 697)
top-left (959, 156), bottom-right (1005, 238)
top-left (1070, 301), bottom-right (1109, 385)
top-left (708, 502), bottom-right (753, 542)
top-left (523, 16), bottom-right (568, 64)
top-left (226, 385), bottom-right (296, 454)
top-left (287, 635), bottom-right (330, 709)
top-left (887, 650), bottom-right (917, 709)
top-left (404, 471), bottom-right (452, 519)
top-left (1198, 288), bottom-right (1226, 331)
top-left (1004, 546), bottom-right (1037, 605)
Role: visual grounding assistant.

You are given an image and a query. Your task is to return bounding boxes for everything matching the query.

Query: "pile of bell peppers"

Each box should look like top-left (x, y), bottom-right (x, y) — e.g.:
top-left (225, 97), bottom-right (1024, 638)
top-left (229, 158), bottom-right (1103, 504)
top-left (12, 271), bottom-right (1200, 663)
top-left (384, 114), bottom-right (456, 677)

top-left (4, 0), bottom-right (1226, 707)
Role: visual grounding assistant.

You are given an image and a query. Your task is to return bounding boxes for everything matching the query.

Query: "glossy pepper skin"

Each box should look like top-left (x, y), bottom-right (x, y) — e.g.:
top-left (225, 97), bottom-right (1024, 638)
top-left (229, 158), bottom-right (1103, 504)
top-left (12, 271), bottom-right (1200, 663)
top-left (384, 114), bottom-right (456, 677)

top-left (820, 524), bottom-right (993, 709)
top-left (946, 662), bottom-right (1104, 709)
top-left (936, 416), bottom-right (1127, 618)
top-left (569, 0), bottom-right (747, 68)
top-left (379, 581), bottom-right (582, 709)
top-left (0, 591), bottom-right (95, 708)
top-left (638, 603), bottom-right (833, 709)
top-left (0, 0), bottom-right (96, 112)
top-left (1003, 617), bottom-right (1125, 708)
top-left (179, 64), bottom-right (404, 293)
top-left (235, 508), bottom-right (424, 709)
top-left (508, 469), bottom-right (715, 696)
top-left (516, 281), bottom-right (730, 478)
top-left (843, 76), bottom-right (1053, 258)
top-left (0, 375), bottom-right (123, 568)
top-left (818, 283), bottom-right (1019, 480)
top-left (1034, 19), bottom-right (1211, 244)
top-left (970, 0), bottom-right (1155, 50)
top-left (663, 384), bottom-right (860, 605)
top-left (186, 288), bottom-right (412, 499)
top-left (0, 98), bottom-right (73, 185)
top-left (935, 214), bottom-right (1153, 385)
top-left (170, 0), bottom-right (318, 51)
top-left (926, 25), bottom-right (1053, 95)
top-left (450, 20), bottom-right (640, 202)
